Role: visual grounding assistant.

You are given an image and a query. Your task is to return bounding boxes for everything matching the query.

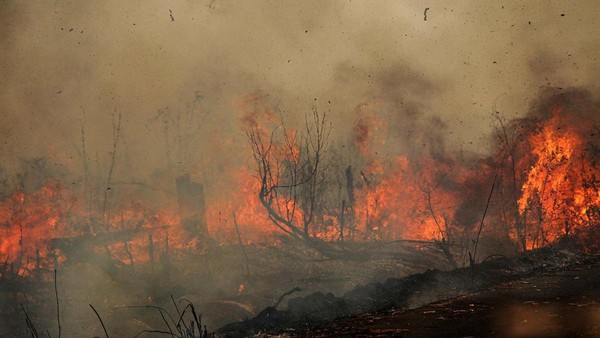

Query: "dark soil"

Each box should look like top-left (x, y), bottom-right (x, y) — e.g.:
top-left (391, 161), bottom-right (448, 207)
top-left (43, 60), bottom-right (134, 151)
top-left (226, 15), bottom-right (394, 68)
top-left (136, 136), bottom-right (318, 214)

top-left (303, 255), bottom-right (600, 337)
top-left (218, 240), bottom-right (600, 337)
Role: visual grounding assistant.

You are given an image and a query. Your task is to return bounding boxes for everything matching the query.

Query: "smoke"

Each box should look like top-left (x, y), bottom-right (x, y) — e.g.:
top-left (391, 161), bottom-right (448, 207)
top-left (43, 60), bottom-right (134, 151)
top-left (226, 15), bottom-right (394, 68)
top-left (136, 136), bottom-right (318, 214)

top-left (1, 0), bottom-right (598, 260)
top-left (1, 1), bottom-right (600, 333)
top-left (2, 1), bottom-right (599, 182)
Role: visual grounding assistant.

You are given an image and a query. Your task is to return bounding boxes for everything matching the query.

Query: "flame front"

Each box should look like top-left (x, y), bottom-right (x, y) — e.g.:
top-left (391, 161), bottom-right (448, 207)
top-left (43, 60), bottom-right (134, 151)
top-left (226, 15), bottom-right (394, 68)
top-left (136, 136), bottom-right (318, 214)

top-left (0, 92), bottom-right (598, 276)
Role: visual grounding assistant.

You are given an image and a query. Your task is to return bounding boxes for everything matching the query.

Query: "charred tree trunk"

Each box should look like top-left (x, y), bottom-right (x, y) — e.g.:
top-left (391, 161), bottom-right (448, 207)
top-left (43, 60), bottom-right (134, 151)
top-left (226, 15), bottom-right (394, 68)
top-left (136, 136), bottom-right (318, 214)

top-left (176, 174), bottom-right (208, 245)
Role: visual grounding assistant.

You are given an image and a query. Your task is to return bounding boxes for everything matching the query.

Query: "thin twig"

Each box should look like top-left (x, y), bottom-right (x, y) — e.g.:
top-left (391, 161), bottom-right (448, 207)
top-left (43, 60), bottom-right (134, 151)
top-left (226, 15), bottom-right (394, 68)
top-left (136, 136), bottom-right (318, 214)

top-left (273, 287), bottom-right (301, 309)
top-left (21, 304), bottom-right (39, 338)
top-left (102, 110), bottom-right (122, 224)
top-left (171, 295), bottom-right (190, 334)
top-left (472, 174), bottom-right (498, 265)
top-left (134, 329), bottom-right (173, 338)
top-left (54, 269), bottom-right (61, 338)
top-left (115, 305), bottom-right (176, 336)
top-left (89, 304), bottom-right (109, 338)
top-left (232, 211), bottom-right (250, 279)
top-left (179, 297), bottom-right (202, 334)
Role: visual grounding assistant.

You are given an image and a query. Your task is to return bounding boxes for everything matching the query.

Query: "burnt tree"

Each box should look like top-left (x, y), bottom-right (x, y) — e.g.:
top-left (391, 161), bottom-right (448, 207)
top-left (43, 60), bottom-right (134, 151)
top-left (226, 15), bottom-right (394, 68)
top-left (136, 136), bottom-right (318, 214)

top-left (246, 109), bottom-right (355, 258)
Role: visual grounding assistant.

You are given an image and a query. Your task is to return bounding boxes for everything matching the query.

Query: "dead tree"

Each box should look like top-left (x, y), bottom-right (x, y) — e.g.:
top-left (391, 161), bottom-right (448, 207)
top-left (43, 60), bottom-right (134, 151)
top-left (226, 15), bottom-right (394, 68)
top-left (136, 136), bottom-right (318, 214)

top-left (102, 111), bottom-right (122, 227)
top-left (246, 108), bottom-right (353, 257)
top-left (150, 94), bottom-right (206, 175)
top-left (150, 96), bottom-right (209, 246)
top-left (493, 111), bottom-right (529, 251)
top-left (247, 108), bottom-right (459, 260)
top-left (78, 107), bottom-right (93, 222)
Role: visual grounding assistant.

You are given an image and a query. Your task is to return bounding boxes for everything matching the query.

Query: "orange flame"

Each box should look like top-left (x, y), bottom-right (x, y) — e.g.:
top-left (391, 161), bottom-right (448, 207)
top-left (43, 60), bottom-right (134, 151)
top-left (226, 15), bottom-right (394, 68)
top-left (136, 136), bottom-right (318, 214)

top-left (1, 94), bottom-right (598, 277)
top-left (518, 107), bottom-right (599, 248)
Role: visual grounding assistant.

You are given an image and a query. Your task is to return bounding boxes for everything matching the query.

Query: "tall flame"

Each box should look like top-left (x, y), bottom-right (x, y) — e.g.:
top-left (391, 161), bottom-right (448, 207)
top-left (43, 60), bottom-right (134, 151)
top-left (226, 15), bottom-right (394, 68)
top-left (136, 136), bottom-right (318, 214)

top-left (517, 107), bottom-right (599, 248)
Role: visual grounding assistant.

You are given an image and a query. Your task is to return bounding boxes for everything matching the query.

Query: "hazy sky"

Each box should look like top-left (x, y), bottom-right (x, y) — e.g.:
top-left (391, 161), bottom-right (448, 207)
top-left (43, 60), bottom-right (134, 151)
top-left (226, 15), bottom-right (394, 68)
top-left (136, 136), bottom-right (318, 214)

top-left (1, 0), bottom-right (599, 182)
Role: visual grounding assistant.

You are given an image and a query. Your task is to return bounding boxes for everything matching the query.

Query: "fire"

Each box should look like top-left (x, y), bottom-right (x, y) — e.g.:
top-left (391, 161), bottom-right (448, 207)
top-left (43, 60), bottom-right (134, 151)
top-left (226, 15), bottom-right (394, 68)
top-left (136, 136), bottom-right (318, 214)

top-left (0, 180), bottom-right (184, 277)
top-left (517, 106), bottom-right (599, 248)
top-left (0, 181), bottom-right (73, 276)
top-left (206, 167), bottom-right (282, 244)
top-left (225, 93), bottom-right (598, 257)
top-left (354, 157), bottom-right (428, 240)
top-left (104, 202), bottom-right (179, 265)
top-left (0, 90), bottom-right (598, 277)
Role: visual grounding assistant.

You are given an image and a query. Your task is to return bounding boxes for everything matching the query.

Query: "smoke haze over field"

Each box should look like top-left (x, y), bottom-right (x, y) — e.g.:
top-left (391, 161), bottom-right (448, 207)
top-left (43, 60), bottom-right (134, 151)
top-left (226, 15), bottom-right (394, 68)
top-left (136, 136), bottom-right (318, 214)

top-left (2, 0), bottom-right (600, 184)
